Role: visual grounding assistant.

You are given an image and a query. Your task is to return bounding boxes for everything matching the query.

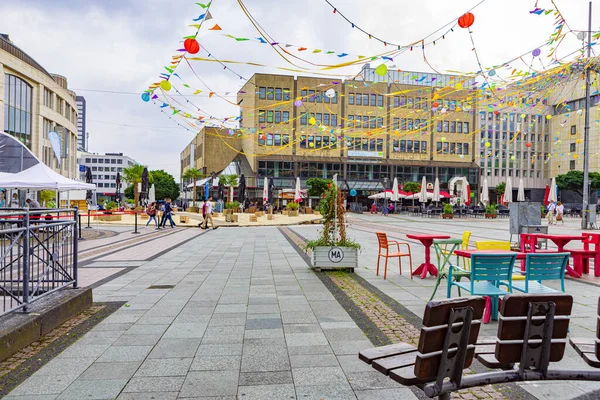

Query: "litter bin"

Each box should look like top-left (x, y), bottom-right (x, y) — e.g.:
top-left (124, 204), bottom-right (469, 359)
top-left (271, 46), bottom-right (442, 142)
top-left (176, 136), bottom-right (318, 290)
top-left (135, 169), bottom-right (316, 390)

top-left (521, 225), bottom-right (548, 249)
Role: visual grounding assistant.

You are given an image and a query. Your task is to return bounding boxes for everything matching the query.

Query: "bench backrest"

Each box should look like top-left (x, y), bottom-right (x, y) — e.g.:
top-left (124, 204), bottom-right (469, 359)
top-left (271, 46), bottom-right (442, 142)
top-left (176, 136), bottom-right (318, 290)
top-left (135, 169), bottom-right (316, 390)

top-left (470, 253), bottom-right (516, 284)
top-left (495, 293), bottom-right (573, 372)
top-left (525, 253), bottom-right (569, 288)
top-left (415, 297), bottom-right (486, 382)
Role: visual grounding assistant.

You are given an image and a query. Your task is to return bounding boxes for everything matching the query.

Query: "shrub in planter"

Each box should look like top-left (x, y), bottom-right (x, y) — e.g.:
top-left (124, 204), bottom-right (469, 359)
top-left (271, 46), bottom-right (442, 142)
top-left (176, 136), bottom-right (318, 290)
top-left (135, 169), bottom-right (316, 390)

top-left (485, 203), bottom-right (498, 219)
top-left (442, 203), bottom-right (454, 219)
top-left (540, 205), bottom-right (546, 218)
top-left (286, 202), bottom-right (300, 217)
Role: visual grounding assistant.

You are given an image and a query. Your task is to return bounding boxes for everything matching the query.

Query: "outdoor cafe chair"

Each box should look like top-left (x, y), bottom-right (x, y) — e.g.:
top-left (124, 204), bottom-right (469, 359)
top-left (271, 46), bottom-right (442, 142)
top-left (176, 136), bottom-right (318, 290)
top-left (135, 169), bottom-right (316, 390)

top-left (448, 253), bottom-right (516, 321)
top-left (511, 253), bottom-right (568, 294)
top-left (568, 233), bottom-right (600, 277)
top-left (475, 240), bottom-right (511, 251)
top-left (376, 232), bottom-right (413, 280)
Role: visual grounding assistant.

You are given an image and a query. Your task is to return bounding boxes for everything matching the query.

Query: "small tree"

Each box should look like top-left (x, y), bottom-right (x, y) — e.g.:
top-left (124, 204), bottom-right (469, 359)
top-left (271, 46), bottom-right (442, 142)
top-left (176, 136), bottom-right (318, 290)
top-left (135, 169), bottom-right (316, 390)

top-left (556, 170), bottom-right (600, 198)
top-left (403, 181), bottom-right (420, 206)
top-left (122, 164), bottom-right (145, 206)
top-left (150, 170), bottom-right (180, 201)
top-left (495, 182), bottom-right (506, 195)
top-left (306, 178), bottom-right (332, 197)
top-left (220, 174), bottom-right (238, 203)
top-left (182, 168), bottom-right (203, 206)
top-left (40, 190), bottom-right (55, 207)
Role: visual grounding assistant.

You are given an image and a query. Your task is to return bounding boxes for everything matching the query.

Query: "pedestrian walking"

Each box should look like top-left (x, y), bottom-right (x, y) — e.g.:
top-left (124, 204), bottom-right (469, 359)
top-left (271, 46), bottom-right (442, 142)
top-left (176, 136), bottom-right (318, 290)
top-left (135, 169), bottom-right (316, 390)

top-left (547, 201), bottom-right (556, 225)
top-left (146, 202), bottom-right (159, 228)
top-left (370, 201), bottom-right (377, 214)
top-left (199, 198), bottom-right (208, 229)
top-left (201, 196), bottom-right (217, 230)
top-left (556, 201), bottom-right (565, 224)
top-left (161, 198), bottom-right (176, 228)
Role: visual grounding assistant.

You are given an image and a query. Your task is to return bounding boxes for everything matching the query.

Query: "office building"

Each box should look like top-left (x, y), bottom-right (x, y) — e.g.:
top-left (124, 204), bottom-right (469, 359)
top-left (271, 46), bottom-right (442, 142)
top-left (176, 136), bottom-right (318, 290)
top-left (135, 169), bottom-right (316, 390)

top-left (76, 95), bottom-right (88, 151)
top-left (0, 33), bottom-right (79, 178)
top-left (77, 152), bottom-right (138, 198)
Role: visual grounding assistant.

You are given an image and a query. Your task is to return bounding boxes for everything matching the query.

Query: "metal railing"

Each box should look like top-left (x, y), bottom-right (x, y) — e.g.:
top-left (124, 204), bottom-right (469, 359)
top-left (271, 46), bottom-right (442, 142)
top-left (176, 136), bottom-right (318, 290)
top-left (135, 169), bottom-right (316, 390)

top-left (0, 208), bottom-right (78, 316)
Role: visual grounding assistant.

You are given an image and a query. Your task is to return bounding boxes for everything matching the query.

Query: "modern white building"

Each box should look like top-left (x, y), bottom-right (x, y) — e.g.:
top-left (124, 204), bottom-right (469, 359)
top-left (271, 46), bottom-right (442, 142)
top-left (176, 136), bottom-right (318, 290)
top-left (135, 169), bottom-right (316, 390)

top-left (76, 95), bottom-right (88, 151)
top-left (77, 152), bottom-right (138, 197)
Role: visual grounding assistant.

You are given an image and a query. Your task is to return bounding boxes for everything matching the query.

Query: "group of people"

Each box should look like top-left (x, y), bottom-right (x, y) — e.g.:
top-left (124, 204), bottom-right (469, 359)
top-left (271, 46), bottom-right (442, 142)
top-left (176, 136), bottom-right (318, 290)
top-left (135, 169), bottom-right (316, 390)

top-left (546, 201), bottom-right (565, 225)
top-left (0, 191), bottom-right (39, 209)
top-left (145, 198), bottom-right (177, 229)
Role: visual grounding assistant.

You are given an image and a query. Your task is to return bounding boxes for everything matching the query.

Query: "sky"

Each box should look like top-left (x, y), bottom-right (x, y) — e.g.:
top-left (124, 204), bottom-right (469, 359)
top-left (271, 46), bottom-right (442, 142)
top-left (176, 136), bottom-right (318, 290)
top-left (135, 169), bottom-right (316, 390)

top-left (0, 0), bottom-right (594, 180)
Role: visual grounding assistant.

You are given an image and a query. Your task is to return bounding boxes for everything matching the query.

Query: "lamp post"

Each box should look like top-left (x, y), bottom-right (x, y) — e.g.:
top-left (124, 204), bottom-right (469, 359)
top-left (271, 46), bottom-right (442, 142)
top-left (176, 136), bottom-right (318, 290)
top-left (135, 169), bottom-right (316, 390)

top-left (582, 1), bottom-right (592, 229)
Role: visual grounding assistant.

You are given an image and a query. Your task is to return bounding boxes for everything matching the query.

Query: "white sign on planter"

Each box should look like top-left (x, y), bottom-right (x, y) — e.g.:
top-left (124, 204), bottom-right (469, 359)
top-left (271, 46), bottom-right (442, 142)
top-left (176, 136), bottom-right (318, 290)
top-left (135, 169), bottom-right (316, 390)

top-left (313, 246), bottom-right (357, 271)
top-left (328, 247), bottom-right (344, 263)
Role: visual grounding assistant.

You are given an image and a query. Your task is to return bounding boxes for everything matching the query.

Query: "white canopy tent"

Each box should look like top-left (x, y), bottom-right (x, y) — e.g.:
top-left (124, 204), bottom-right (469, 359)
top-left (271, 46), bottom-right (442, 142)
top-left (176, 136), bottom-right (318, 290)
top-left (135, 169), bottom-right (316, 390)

top-left (0, 163), bottom-right (95, 191)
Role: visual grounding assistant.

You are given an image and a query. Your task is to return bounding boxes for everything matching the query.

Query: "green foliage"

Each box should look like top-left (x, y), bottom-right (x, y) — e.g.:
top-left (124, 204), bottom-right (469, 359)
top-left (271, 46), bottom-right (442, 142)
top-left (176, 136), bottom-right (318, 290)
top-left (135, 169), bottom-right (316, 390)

top-left (46, 200), bottom-right (56, 208)
top-left (122, 164), bottom-right (145, 206)
top-left (106, 201), bottom-right (117, 210)
top-left (286, 202), bottom-right (299, 210)
top-left (225, 201), bottom-right (240, 210)
top-left (495, 182), bottom-right (506, 195)
top-left (183, 168), bottom-right (203, 202)
top-left (402, 181), bottom-right (420, 194)
top-left (220, 174), bottom-right (238, 187)
top-left (541, 205), bottom-right (546, 215)
top-left (124, 185), bottom-right (134, 200)
top-left (306, 178), bottom-right (332, 197)
top-left (443, 203), bottom-right (453, 215)
top-left (150, 170), bottom-right (180, 200)
top-left (556, 170), bottom-right (600, 197)
top-left (485, 203), bottom-right (498, 214)
top-left (40, 190), bottom-right (55, 205)
top-left (305, 237), bottom-right (361, 251)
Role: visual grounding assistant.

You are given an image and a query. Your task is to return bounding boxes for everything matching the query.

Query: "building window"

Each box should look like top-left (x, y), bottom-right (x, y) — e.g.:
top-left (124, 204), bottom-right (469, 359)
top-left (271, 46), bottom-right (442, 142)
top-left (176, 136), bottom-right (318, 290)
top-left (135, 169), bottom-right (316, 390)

top-left (275, 88), bottom-right (282, 101)
top-left (267, 87), bottom-right (274, 100)
top-left (111, 159), bottom-right (116, 164)
top-left (259, 111), bottom-right (266, 123)
top-left (300, 114), bottom-right (307, 125)
top-left (85, 158), bottom-right (91, 163)
top-left (92, 158), bottom-right (97, 163)
top-left (98, 159), bottom-right (104, 164)
top-left (309, 90), bottom-right (315, 102)
top-left (570, 125), bottom-right (577, 135)
top-left (570, 143), bottom-right (576, 152)
top-left (258, 87), bottom-right (266, 99)
top-left (267, 111), bottom-right (274, 123)
top-left (463, 122), bottom-right (469, 133)
top-left (283, 88), bottom-right (290, 100)
top-left (570, 160), bottom-right (576, 170)
top-left (370, 94), bottom-right (376, 107)
top-left (331, 115), bottom-right (338, 127)
top-left (450, 121), bottom-right (456, 133)
top-left (348, 93), bottom-right (354, 105)
top-left (4, 74), bottom-right (33, 146)
top-left (283, 111), bottom-right (289, 123)
top-left (355, 93), bottom-right (362, 106)
top-left (44, 88), bottom-right (53, 108)
top-left (258, 134), bottom-right (265, 145)
top-left (117, 159), bottom-right (123, 164)
top-left (362, 94), bottom-right (368, 105)
top-left (275, 111), bottom-right (281, 124)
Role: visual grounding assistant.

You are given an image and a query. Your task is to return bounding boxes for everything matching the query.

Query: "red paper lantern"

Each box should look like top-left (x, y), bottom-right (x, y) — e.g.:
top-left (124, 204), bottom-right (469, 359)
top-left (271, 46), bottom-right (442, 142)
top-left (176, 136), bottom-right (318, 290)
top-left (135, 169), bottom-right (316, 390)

top-left (526, 142), bottom-right (532, 148)
top-left (432, 102), bottom-right (439, 108)
top-left (458, 12), bottom-right (475, 29)
top-left (184, 38), bottom-right (200, 54)
top-left (494, 110), bottom-right (499, 115)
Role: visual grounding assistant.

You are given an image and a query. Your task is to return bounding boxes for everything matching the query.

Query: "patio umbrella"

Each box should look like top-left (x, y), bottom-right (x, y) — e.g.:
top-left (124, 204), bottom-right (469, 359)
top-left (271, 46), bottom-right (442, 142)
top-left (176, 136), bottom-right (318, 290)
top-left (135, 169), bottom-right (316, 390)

top-left (480, 178), bottom-right (489, 205)
top-left (432, 177), bottom-right (441, 203)
top-left (115, 172), bottom-right (121, 202)
top-left (465, 183), bottom-right (471, 206)
top-left (238, 174), bottom-right (246, 204)
top-left (419, 176), bottom-right (428, 204)
top-left (218, 181), bottom-right (225, 201)
top-left (148, 184), bottom-right (156, 204)
top-left (140, 167), bottom-right (149, 206)
top-left (548, 178), bottom-right (558, 203)
top-left (268, 177), bottom-right (275, 204)
top-left (543, 185), bottom-right (550, 206)
top-left (262, 177), bottom-right (268, 203)
top-left (85, 167), bottom-right (93, 203)
top-left (392, 177), bottom-right (399, 202)
top-left (517, 179), bottom-right (525, 202)
top-left (460, 178), bottom-right (469, 205)
top-left (294, 177), bottom-right (302, 202)
top-left (504, 178), bottom-right (513, 204)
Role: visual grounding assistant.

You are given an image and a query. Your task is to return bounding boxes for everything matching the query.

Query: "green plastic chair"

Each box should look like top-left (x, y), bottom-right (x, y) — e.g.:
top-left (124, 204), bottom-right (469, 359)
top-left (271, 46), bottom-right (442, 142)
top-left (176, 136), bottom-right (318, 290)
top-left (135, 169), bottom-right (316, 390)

top-left (448, 253), bottom-right (516, 321)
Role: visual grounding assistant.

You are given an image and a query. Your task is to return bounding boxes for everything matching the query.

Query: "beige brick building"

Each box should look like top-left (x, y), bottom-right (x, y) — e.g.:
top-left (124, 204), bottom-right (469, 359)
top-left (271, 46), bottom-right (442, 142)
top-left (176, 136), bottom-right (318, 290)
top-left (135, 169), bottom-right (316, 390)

top-left (0, 34), bottom-right (79, 178)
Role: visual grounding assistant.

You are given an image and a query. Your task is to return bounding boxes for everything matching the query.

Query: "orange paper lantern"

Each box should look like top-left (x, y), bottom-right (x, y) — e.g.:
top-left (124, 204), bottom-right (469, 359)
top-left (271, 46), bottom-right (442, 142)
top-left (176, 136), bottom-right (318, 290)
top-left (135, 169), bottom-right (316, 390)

top-left (184, 38), bottom-right (200, 54)
top-left (458, 12), bottom-right (475, 29)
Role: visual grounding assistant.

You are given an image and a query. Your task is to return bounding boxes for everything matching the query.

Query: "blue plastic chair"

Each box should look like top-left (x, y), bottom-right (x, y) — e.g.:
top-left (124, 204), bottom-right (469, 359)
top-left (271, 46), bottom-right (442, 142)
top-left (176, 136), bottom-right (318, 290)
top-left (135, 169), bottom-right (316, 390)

top-left (511, 253), bottom-right (569, 294)
top-left (447, 253), bottom-right (516, 321)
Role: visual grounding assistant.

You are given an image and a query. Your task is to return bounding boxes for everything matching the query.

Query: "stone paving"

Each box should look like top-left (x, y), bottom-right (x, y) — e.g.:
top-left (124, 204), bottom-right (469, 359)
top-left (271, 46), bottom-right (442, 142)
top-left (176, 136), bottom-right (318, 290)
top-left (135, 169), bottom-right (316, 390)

top-left (7, 227), bottom-right (414, 399)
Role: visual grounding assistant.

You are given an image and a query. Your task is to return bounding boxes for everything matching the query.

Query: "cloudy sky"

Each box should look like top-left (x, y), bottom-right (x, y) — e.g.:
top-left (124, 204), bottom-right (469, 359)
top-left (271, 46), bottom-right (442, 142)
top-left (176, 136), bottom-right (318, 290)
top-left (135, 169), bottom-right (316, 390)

top-left (0, 0), bottom-right (592, 179)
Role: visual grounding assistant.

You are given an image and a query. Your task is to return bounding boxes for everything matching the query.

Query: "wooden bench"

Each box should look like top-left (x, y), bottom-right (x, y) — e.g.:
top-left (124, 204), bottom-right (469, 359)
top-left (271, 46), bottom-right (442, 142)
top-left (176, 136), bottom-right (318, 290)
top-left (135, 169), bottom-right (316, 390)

top-left (359, 294), bottom-right (600, 399)
top-left (570, 297), bottom-right (600, 367)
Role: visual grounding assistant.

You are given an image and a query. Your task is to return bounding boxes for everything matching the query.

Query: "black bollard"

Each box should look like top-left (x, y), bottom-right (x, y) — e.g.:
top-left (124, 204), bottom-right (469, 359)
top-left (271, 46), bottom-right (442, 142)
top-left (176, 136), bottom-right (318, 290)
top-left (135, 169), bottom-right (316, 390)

top-left (132, 211), bottom-right (140, 234)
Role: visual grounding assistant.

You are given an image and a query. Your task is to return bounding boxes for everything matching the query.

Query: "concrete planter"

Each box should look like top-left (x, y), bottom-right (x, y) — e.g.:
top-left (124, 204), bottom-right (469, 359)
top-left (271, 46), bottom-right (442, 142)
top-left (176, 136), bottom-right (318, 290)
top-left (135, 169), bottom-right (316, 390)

top-left (312, 246), bottom-right (357, 272)
top-left (441, 214), bottom-right (454, 219)
top-left (485, 214), bottom-right (498, 219)
top-left (96, 215), bottom-right (122, 222)
top-left (223, 209), bottom-right (232, 215)
top-left (288, 210), bottom-right (299, 217)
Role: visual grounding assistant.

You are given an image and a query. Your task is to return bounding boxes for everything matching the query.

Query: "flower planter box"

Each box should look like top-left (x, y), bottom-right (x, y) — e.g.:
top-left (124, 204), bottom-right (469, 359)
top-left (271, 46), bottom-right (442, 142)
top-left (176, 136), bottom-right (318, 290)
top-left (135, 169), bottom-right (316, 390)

top-left (96, 215), bottom-right (122, 222)
top-left (304, 207), bottom-right (313, 214)
top-left (223, 209), bottom-right (232, 215)
top-left (485, 214), bottom-right (498, 219)
top-left (249, 215), bottom-right (258, 222)
top-left (179, 216), bottom-right (190, 224)
top-left (267, 214), bottom-right (274, 220)
top-left (255, 212), bottom-right (264, 218)
top-left (140, 214), bottom-right (149, 220)
top-left (281, 210), bottom-right (288, 216)
top-left (312, 246), bottom-right (357, 272)
top-left (314, 211), bottom-right (321, 216)
top-left (288, 210), bottom-right (299, 217)
top-left (441, 214), bottom-right (454, 219)
top-left (226, 214), bottom-right (238, 222)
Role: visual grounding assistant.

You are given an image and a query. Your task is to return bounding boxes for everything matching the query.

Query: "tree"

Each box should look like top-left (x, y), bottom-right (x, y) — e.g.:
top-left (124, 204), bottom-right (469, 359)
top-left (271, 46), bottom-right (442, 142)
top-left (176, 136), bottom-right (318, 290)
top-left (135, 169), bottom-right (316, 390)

top-left (495, 182), bottom-right (506, 195)
top-left (150, 170), bottom-right (180, 201)
top-left (122, 164), bottom-right (145, 206)
top-left (306, 178), bottom-right (332, 197)
top-left (556, 170), bottom-right (600, 198)
top-left (40, 190), bottom-right (55, 207)
top-left (220, 174), bottom-right (238, 203)
top-left (124, 185), bottom-right (134, 200)
top-left (182, 168), bottom-right (203, 206)
top-left (403, 181), bottom-right (420, 206)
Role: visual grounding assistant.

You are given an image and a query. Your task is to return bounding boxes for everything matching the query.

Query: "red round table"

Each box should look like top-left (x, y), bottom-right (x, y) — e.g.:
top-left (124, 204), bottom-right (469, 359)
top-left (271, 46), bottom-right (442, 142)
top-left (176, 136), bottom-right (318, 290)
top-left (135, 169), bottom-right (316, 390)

top-left (406, 234), bottom-right (450, 279)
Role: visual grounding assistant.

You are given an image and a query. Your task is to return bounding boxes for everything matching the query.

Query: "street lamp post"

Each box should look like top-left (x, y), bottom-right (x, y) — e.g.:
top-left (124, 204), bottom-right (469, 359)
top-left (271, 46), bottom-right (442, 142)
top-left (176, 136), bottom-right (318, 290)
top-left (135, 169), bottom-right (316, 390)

top-left (383, 176), bottom-right (389, 213)
top-left (582, 1), bottom-right (593, 229)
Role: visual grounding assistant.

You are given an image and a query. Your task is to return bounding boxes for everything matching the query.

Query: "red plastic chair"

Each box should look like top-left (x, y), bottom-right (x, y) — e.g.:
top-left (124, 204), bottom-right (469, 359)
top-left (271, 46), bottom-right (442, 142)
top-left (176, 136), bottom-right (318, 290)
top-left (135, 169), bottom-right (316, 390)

top-left (568, 233), bottom-right (600, 277)
top-left (375, 232), bottom-right (413, 280)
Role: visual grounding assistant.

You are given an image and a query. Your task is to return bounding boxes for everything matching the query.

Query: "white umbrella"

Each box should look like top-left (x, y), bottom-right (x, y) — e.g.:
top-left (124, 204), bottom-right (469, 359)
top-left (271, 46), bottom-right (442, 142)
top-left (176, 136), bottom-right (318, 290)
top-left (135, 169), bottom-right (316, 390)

top-left (294, 177), bottom-right (302, 202)
top-left (368, 191), bottom-right (393, 200)
top-left (504, 178), bottom-right (513, 204)
top-left (517, 179), bottom-right (525, 202)
top-left (480, 178), bottom-right (489, 205)
top-left (432, 177), bottom-right (441, 203)
top-left (548, 177), bottom-right (558, 203)
top-left (148, 184), bottom-right (156, 204)
top-left (392, 177), bottom-right (399, 202)
top-left (262, 177), bottom-right (268, 202)
top-left (459, 178), bottom-right (469, 205)
top-left (419, 176), bottom-right (428, 204)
